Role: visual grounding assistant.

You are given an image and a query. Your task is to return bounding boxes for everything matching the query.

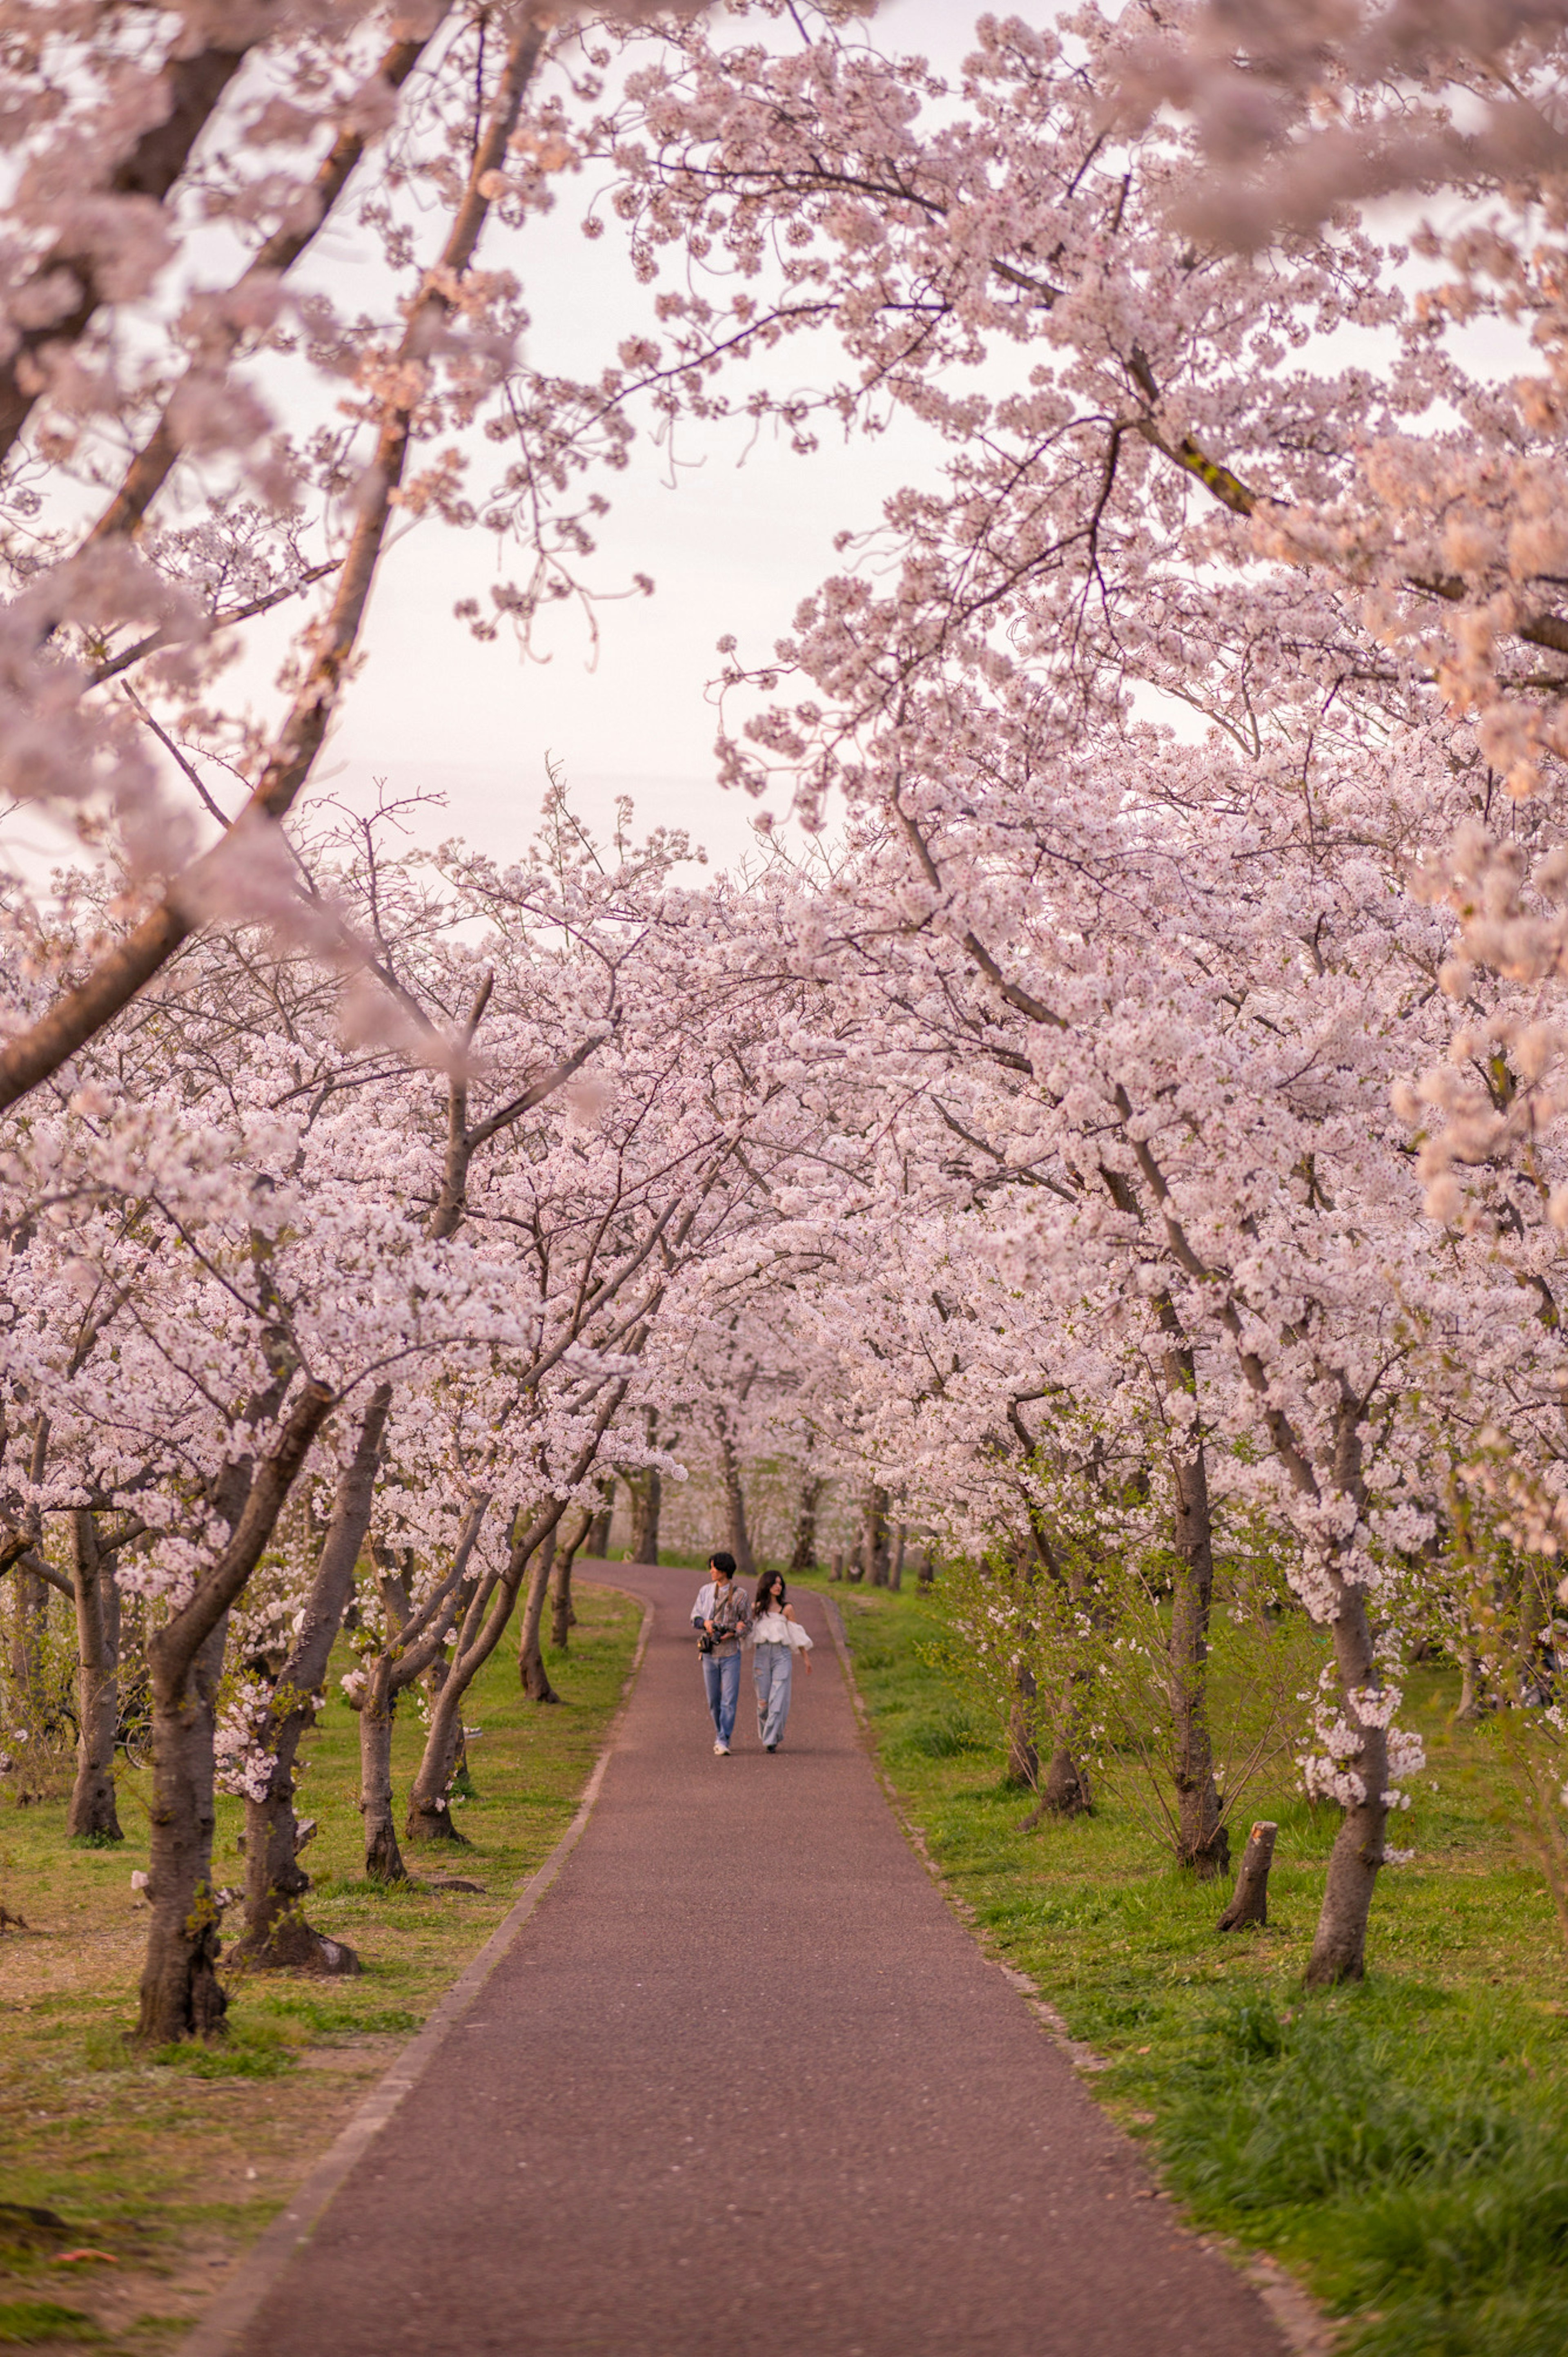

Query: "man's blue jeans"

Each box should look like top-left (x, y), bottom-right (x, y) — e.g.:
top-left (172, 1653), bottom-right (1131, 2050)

top-left (702, 1650), bottom-right (741, 1746)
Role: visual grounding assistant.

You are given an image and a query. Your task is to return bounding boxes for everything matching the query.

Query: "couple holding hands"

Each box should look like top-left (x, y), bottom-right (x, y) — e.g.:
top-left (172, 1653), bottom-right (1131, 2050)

top-left (691, 1552), bottom-right (813, 1756)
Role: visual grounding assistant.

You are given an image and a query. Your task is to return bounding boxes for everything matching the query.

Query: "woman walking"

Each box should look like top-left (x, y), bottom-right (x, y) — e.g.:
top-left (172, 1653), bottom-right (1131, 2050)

top-left (748, 1568), bottom-right (813, 1752)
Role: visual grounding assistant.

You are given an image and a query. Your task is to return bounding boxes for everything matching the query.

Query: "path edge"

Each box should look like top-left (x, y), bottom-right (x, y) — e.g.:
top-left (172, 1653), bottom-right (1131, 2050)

top-left (821, 1591), bottom-right (1335, 2357)
top-left (180, 1590), bottom-right (655, 2357)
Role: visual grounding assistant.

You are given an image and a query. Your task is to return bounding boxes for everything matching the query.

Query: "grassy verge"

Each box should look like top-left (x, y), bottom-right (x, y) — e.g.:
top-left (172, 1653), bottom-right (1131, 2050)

top-left (820, 1575), bottom-right (1568, 2357)
top-left (0, 1579), bottom-right (641, 2353)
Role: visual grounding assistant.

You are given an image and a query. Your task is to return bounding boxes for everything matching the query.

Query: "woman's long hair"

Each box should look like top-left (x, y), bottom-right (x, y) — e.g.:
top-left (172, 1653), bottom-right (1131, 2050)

top-left (753, 1568), bottom-right (786, 1619)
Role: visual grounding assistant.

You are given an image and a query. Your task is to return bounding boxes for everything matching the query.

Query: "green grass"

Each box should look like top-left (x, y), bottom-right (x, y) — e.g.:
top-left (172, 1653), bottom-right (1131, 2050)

top-left (0, 2303), bottom-right (102, 2346)
top-left (821, 1574), bottom-right (1568, 2357)
top-left (0, 1580), bottom-right (641, 2353)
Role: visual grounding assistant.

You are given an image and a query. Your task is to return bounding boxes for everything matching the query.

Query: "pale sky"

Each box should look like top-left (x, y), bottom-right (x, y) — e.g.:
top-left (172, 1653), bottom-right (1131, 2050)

top-left (311, 0), bottom-right (976, 876)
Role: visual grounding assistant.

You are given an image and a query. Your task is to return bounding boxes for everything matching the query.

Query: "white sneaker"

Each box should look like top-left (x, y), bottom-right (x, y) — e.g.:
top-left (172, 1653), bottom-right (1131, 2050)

top-left (713, 1739), bottom-right (728, 1755)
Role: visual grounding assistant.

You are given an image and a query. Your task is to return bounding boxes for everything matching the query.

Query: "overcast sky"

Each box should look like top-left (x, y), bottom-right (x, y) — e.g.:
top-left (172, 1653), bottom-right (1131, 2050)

top-left (310, 0), bottom-right (975, 877)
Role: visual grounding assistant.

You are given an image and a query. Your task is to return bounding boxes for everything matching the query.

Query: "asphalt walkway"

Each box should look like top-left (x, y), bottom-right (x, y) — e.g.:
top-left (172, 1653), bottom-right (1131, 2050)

top-left (227, 1566), bottom-right (1285, 2356)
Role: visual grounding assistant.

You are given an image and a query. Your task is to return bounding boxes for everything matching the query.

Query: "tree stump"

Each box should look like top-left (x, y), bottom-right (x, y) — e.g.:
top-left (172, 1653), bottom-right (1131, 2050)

top-left (1216, 1820), bottom-right (1277, 1931)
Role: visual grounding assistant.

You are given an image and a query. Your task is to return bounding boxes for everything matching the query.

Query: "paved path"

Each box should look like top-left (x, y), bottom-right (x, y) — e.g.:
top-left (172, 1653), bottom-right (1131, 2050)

top-left (229, 1567), bottom-right (1285, 2357)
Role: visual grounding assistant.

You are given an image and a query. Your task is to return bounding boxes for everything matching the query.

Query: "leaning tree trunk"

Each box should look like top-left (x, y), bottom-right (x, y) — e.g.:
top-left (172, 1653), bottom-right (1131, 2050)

top-left (358, 1657), bottom-right (408, 1883)
top-left (716, 1416), bottom-right (756, 1580)
top-left (1169, 1442), bottom-right (1229, 1879)
top-left (789, 1474), bottom-right (824, 1573)
top-left (407, 1516), bottom-right (557, 1840)
top-left (1305, 1574), bottom-right (1390, 1988)
top-left (67, 1510), bottom-right (122, 1842)
top-left (239, 1385), bottom-right (388, 1969)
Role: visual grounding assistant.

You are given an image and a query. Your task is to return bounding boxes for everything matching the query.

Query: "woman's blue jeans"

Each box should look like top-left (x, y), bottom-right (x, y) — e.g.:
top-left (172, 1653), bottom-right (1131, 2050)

top-left (702, 1650), bottom-right (741, 1745)
top-left (752, 1641), bottom-right (793, 1747)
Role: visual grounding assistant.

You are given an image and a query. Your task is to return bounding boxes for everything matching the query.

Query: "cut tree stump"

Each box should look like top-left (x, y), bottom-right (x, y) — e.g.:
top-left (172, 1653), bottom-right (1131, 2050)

top-left (1216, 1820), bottom-right (1277, 1931)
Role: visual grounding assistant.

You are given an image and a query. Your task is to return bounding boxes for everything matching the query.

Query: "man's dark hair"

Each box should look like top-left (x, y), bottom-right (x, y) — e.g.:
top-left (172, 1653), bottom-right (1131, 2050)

top-left (709, 1550), bottom-right (737, 1577)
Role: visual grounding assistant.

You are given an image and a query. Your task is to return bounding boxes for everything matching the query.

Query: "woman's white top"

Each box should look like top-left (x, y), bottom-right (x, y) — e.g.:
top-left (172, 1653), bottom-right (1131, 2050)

top-left (750, 1607), bottom-right (813, 1651)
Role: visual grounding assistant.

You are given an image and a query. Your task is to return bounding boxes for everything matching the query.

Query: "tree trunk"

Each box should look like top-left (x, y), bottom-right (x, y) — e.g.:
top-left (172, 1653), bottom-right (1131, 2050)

top-left (134, 1378), bottom-right (332, 2045)
top-left (1169, 1443), bottom-right (1229, 1879)
top-left (551, 1551), bottom-right (576, 1652)
top-left (408, 1513), bottom-right (559, 1837)
top-left (136, 1615), bottom-right (230, 2045)
top-left (789, 1474), bottom-right (824, 1573)
top-left (548, 1505), bottom-right (590, 1655)
top-left (1305, 1578), bottom-right (1389, 1988)
top-left (1020, 1740), bottom-right (1093, 1828)
top-left (239, 1385), bottom-right (388, 1968)
top-left (716, 1416), bottom-right (755, 1580)
top-left (406, 1656), bottom-right (472, 1844)
top-left (889, 1523), bottom-right (905, 1592)
top-left (628, 1467), bottom-right (662, 1564)
top-left (1006, 1660), bottom-right (1039, 1788)
top-left (861, 1483), bottom-right (890, 1586)
top-left (1217, 1820), bottom-right (1277, 1931)
top-left (67, 1511), bottom-right (122, 1842)
top-left (358, 1662), bottom-right (408, 1883)
top-left (829, 1548), bottom-right (844, 1582)
top-left (585, 1479), bottom-right (615, 1561)
top-left (518, 1530), bottom-right (561, 1704)
top-left (1457, 1646), bottom-right (1485, 1720)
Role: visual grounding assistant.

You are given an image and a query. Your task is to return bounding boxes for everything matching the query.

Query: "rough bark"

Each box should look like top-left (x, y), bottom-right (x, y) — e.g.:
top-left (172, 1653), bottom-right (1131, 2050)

top-left (358, 1659), bottom-right (407, 1884)
top-left (789, 1474), bottom-right (824, 1573)
top-left (861, 1483), bottom-right (891, 1586)
top-left (135, 1380), bottom-right (332, 2046)
top-left (551, 1550), bottom-right (577, 1652)
top-left (238, 1385), bottom-right (389, 1969)
top-left (1217, 1820), bottom-right (1278, 1931)
top-left (1041, 1742), bottom-right (1093, 1816)
top-left (1169, 1441), bottom-right (1229, 1880)
top-left (137, 1615), bottom-right (232, 2044)
top-left (1305, 1577), bottom-right (1390, 1988)
top-left (627, 1467), bottom-right (662, 1564)
top-left (66, 1511), bottom-right (122, 1842)
top-left (585, 1480), bottom-right (615, 1562)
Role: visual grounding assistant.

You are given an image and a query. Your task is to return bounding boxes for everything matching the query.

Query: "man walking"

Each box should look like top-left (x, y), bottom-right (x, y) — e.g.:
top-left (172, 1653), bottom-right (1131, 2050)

top-left (691, 1551), bottom-right (751, 1755)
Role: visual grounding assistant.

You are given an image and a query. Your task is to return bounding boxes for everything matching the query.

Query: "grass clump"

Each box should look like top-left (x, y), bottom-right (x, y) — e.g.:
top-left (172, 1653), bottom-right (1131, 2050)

top-left (0, 2301), bottom-right (102, 2346)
